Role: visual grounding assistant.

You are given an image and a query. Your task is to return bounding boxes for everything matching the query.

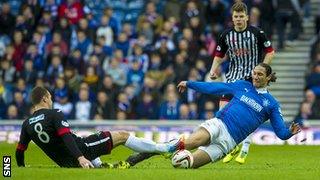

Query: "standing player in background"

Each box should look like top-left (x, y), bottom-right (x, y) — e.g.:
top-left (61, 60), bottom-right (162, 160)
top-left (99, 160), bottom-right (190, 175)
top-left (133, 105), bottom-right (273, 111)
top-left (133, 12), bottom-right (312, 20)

top-left (209, 2), bottom-right (275, 164)
top-left (16, 87), bottom-right (179, 168)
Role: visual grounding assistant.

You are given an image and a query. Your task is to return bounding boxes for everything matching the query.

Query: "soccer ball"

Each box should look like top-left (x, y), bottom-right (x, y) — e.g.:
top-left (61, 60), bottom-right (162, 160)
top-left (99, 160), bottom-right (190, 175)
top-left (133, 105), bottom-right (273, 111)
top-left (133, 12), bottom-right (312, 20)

top-left (171, 150), bottom-right (194, 169)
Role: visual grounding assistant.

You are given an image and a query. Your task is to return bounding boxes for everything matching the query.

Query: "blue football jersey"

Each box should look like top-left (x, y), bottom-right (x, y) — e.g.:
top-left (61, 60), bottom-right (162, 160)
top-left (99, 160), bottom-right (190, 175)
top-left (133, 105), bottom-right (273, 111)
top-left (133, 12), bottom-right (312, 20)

top-left (187, 80), bottom-right (292, 144)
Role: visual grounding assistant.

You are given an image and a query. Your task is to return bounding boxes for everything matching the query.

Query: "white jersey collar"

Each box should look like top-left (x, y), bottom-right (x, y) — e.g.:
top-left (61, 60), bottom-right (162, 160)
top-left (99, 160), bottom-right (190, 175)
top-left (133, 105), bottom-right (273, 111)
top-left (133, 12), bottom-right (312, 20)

top-left (256, 87), bottom-right (268, 94)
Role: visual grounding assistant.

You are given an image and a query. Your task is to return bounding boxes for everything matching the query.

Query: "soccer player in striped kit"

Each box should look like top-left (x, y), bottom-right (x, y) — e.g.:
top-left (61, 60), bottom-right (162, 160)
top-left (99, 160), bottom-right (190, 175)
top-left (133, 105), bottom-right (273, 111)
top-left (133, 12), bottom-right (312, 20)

top-left (209, 2), bottom-right (275, 164)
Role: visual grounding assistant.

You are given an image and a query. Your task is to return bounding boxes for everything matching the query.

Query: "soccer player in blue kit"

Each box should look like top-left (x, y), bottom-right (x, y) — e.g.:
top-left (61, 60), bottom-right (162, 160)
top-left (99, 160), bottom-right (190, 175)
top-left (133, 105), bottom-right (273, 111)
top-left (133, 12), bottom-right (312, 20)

top-left (175, 63), bottom-right (300, 168)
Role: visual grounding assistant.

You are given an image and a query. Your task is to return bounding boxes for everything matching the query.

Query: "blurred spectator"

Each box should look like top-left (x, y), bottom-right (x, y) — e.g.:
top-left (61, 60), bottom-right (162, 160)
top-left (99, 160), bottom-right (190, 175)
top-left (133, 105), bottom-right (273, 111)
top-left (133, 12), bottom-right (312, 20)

top-left (306, 63), bottom-right (320, 95)
top-left (205, 0), bottom-right (226, 36)
top-left (249, 7), bottom-right (260, 27)
top-left (68, 49), bottom-right (85, 74)
top-left (92, 91), bottom-right (115, 120)
top-left (188, 102), bottom-right (198, 119)
top-left (54, 18), bottom-right (72, 45)
top-left (115, 32), bottom-right (130, 57)
top-left (46, 55), bottom-right (64, 82)
top-left (274, 0), bottom-right (302, 50)
top-left (200, 100), bottom-right (216, 119)
top-left (103, 7), bottom-right (119, 38)
top-left (43, 0), bottom-right (59, 20)
top-left (46, 31), bottom-right (69, 57)
top-left (128, 45), bottom-right (149, 73)
top-left (173, 53), bottom-right (189, 83)
top-left (74, 30), bottom-right (93, 61)
top-left (25, 43), bottom-right (45, 73)
top-left (316, 7), bottom-right (320, 34)
top-left (12, 30), bottom-right (27, 72)
top-left (0, 59), bottom-right (17, 85)
top-left (11, 91), bottom-right (30, 119)
top-left (127, 60), bottom-right (145, 90)
top-left (159, 90), bottom-right (180, 120)
top-left (257, 0), bottom-right (274, 39)
top-left (83, 66), bottom-right (99, 91)
top-left (39, 10), bottom-right (54, 29)
top-left (14, 78), bottom-right (31, 103)
top-left (294, 101), bottom-right (312, 126)
top-left (0, 1), bottom-right (16, 37)
top-left (64, 66), bottom-right (82, 93)
top-left (136, 92), bottom-right (158, 120)
top-left (116, 110), bottom-right (127, 120)
top-left (19, 60), bottom-right (37, 86)
top-left (0, 79), bottom-right (7, 119)
top-left (304, 89), bottom-right (320, 119)
top-left (96, 15), bottom-right (113, 46)
top-left (180, 1), bottom-right (205, 29)
top-left (53, 80), bottom-right (73, 119)
top-left (104, 57), bottom-right (127, 87)
top-left (164, 0), bottom-right (181, 21)
top-left (58, 0), bottom-right (84, 25)
top-left (78, 18), bottom-right (96, 42)
top-left (98, 75), bottom-right (120, 104)
top-left (73, 88), bottom-right (94, 121)
top-left (117, 92), bottom-right (131, 117)
top-left (6, 104), bottom-right (19, 119)
top-left (179, 103), bottom-right (191, 120)
top-left (137, 2), bottom-right (163, 35)
top-left (87, 54), bottom-right (103, 77)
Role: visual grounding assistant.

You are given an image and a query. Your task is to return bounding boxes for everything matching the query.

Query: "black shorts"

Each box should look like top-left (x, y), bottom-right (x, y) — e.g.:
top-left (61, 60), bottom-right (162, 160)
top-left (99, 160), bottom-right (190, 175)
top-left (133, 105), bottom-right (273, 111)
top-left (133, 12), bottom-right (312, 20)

top-left (78, 131), bottom-right (113, 161)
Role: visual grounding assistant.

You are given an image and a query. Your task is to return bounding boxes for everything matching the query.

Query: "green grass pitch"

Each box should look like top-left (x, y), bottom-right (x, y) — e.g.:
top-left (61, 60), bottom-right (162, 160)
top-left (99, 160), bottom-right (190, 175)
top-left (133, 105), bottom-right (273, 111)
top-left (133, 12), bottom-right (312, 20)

top-left (1, 143), bottom-right (320, 180)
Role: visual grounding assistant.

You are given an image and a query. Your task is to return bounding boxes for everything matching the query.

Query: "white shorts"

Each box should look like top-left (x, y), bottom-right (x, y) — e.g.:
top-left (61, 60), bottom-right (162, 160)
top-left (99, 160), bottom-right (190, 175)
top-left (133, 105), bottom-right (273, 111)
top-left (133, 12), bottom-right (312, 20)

top-left (198, 118), bottom-right (237, 162)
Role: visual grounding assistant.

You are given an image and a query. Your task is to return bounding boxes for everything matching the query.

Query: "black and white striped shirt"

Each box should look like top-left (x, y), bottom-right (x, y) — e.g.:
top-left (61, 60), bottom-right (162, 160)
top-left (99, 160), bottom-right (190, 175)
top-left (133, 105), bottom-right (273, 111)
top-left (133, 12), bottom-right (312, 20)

top-left (215, 26), bottom-right (273, 82)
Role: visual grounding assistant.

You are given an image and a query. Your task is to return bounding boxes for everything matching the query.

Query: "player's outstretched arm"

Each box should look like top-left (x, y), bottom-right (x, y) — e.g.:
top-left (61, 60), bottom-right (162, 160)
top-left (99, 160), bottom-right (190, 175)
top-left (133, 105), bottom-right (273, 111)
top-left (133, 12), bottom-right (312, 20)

top-left (61, 133), bottom-right (93, 168)
top-left (16, 148), bottom-right (26, 167)
top-left (16, 123), bottom-right (31, 167)
top-left (270, 105), bottom-right (301, 140)
top-left (209, 56), bottom-right (223, 80)
top-left (263, 50), bottom-right (275, 65)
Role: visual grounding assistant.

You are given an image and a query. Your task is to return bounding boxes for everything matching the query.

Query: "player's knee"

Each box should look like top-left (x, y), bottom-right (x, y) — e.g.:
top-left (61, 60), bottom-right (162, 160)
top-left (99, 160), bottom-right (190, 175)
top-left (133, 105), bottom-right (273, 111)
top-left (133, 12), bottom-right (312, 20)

top-left (117, 131), bottom-right (130, 142)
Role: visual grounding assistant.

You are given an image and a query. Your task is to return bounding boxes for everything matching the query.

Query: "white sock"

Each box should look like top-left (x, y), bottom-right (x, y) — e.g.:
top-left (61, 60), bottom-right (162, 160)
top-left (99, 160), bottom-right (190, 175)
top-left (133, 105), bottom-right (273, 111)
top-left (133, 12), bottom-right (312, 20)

top-left (241, 134), bottom-right (252, 153)
top-left (91, 157), bottom-right (102, 168)
top-left (124, 135), bottom-right (168, 153)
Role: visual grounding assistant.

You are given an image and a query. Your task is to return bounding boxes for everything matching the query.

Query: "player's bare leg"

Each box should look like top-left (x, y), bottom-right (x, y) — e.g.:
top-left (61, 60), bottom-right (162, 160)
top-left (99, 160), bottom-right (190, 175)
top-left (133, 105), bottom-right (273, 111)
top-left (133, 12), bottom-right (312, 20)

top-left (191, 149), bottom-right (212, 168)
top-left (184, 127), bottom-right (211, 150)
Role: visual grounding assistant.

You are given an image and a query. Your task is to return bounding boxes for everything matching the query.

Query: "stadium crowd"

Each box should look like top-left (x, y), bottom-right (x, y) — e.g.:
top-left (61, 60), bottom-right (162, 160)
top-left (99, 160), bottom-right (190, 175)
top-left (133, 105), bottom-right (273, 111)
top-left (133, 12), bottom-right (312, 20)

top-left (295, 5), bottom-right (320, 126)
top-left (0, 0), bottom-right (318, 121)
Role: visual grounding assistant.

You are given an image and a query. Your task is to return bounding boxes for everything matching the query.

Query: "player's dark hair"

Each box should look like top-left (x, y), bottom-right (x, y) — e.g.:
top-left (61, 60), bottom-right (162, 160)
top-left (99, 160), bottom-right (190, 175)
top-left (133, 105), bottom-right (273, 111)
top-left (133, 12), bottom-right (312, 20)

top-left (31, 86), bottom-right (49, 105)
top-left (258, 63), bottom-right (277, 85)
top-left (231, 2), bottom-right (248, 14)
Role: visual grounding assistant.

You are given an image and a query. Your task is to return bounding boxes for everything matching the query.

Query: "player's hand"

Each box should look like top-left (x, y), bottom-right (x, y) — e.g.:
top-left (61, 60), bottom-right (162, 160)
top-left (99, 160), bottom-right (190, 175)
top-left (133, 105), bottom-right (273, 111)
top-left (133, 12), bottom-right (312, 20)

top-left (177, 81), bottom-right (187, 93)
top-left (78, 156), bottom-right (94, 169)
top-left (209, 72), bottom-right (218, 80)
top-left (289, 122), bottom-right (301, 135)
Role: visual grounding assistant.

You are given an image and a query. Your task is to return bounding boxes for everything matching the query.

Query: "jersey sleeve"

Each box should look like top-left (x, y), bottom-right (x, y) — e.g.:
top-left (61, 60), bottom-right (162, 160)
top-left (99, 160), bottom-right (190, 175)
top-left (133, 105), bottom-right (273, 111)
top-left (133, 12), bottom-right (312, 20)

top-left (52, 109), bottom-right (71, 136)
top-left (16, 122), bottom-right (31, 151)
top-left (269, 103), bottom-right (293, 140)
top-left (257, 28), bottom-right (273, 53)
top-left (214, 31), bottom-right (228, 58)
top-left (186, 80), bottom-right (242, 95)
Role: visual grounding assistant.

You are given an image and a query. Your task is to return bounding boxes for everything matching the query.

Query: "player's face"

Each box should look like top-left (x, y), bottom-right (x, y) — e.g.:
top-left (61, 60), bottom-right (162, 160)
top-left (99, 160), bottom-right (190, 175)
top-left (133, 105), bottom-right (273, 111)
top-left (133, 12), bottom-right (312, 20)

top-left (232, 11), bottom-right (248, 31)
top-left (252, 66), bottom-right (270, 88)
